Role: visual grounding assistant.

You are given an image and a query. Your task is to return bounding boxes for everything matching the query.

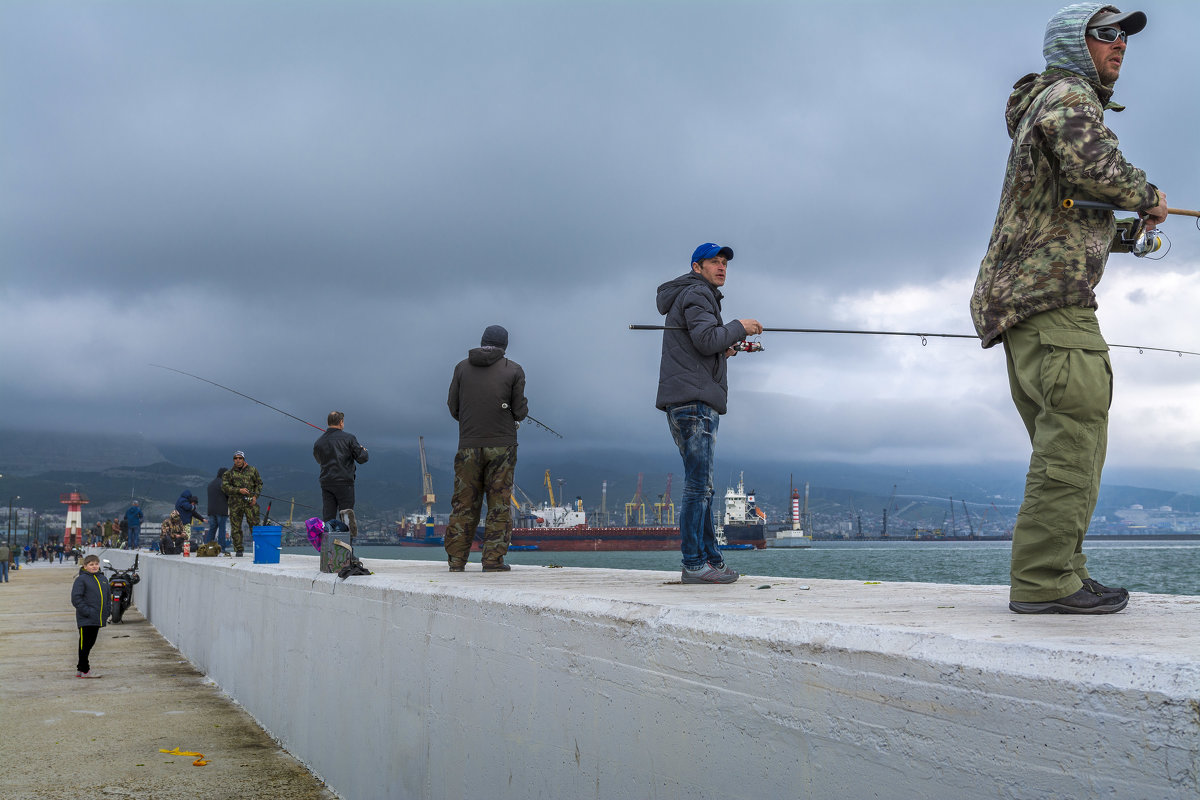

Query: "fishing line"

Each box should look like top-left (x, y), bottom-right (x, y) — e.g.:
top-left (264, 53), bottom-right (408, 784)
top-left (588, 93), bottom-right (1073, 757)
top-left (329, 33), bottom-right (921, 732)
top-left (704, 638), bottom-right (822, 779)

top-left (149, 364), bottom-right (324, 430)
top-left (629, 325), bottom-right (1200, 357)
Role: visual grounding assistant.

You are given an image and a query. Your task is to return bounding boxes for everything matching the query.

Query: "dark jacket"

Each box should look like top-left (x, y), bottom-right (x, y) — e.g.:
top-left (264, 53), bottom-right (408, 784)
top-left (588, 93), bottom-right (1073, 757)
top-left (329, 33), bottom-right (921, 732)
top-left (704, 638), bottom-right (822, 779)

top-left (313, 428), bottom-right (369, 486)
top-left (447, 347), bottom-right (528, 448)
top-left (655, 272), bottom-right (746, 414)
top-left (207, 472), bottom-right (229, 516)
top-left (175, 491), bottom-right (204, 524)
top-left (71, 569), bottom-right (111, 627)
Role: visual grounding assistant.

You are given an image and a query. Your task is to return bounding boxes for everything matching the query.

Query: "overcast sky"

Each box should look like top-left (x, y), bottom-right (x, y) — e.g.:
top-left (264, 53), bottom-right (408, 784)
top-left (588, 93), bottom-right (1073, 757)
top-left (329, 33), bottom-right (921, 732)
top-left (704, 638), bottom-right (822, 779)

top-left (3, 1), bottom-right (1199, 473)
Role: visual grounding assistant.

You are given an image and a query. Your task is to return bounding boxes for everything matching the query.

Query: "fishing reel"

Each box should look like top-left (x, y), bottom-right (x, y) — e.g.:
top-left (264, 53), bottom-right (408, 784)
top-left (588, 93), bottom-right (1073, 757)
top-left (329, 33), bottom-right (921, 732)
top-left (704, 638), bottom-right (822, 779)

top-left (1132, 229), bottom-right (1168, 259)
top-left (1122, 223), bottom-right (1170, 259)
top-left (732, 339), bottom-right (764, 353)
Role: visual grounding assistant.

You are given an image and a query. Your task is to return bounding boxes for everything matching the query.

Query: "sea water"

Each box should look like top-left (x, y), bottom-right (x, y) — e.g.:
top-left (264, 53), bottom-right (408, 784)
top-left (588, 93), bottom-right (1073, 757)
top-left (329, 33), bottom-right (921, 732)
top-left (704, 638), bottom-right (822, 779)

top-left (286, 539), bottom-right (1200, 596)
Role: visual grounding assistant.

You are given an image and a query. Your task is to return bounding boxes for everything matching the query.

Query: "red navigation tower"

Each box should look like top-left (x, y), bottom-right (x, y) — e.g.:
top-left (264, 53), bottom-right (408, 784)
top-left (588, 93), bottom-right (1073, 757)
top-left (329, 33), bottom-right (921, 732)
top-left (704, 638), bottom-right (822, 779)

top-left (60, 491), bottom-right (90, 549)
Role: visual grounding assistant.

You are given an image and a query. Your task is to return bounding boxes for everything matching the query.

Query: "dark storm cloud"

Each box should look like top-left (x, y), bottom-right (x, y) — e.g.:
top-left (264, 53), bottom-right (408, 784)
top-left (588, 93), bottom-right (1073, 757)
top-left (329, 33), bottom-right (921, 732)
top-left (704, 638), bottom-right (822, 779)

top-left (2, 1), bottom-right (1199, 469)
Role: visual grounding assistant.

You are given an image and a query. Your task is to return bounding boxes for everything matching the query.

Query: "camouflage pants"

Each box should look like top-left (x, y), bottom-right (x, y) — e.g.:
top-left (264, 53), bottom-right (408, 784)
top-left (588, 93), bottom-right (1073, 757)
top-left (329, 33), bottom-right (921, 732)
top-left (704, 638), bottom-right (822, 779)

top-left (444, 446), bottom-right (516, 567)
top-left (1003, 307), bottom-right (1110, 602)
top-left (228, 501), bottom-right (259, 553)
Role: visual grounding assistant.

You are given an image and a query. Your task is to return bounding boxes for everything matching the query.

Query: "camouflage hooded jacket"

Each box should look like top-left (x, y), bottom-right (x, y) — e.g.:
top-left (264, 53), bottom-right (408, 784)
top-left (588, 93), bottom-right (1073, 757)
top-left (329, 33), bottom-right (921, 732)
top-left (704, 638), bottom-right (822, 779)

top-left (970, 2), bottom-right (1158, 348)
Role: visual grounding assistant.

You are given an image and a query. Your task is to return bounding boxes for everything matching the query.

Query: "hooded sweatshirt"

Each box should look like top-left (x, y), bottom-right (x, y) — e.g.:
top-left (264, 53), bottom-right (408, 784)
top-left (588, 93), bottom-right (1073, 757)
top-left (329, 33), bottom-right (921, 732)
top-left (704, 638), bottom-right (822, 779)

top-left (970, 3), bottom-right (1158, 348)
top-left (447, 347), bottom-right (528, 448)
top-left (655, 272), bottom-right (747, 414)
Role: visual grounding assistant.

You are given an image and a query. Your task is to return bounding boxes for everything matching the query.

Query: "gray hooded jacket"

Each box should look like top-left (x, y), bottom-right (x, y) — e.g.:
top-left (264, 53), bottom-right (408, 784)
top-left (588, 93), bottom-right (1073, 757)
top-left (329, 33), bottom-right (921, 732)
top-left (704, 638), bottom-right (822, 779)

top-left (655, 272), bottom-right (747, 415)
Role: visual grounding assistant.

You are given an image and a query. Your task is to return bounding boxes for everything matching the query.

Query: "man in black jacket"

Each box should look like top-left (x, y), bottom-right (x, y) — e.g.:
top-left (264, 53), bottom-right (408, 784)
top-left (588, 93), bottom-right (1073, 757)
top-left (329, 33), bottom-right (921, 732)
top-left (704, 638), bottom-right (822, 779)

top-left (445, 325), bottom-right (528, 573)
top-left (656, 242), bottom-right (761, 584)
top-left (313, 411), bottom-right (370, 523)
top-left (206, 467), bottom-right (230, 549)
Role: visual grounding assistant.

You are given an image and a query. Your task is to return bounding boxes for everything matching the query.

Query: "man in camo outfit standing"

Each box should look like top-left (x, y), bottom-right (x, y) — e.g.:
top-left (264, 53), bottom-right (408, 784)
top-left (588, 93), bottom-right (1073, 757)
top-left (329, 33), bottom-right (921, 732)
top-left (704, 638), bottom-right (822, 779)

top-left (971, 4), bottom-right (1168, 614)
top-left (444, 325), bottom-right (528, 573)
top-left (222, 450), bottom-right (263, 558)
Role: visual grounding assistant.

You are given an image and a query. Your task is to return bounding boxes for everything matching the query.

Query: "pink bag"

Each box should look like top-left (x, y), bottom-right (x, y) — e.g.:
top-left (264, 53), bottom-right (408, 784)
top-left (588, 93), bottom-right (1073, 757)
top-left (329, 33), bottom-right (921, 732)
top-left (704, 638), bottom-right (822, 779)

top-left (305, 517), bottom-right (325, 551)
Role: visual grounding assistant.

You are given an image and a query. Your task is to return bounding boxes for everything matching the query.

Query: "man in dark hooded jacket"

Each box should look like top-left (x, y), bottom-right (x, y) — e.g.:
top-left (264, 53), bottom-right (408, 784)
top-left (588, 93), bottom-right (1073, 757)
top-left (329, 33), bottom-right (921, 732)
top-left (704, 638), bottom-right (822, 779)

top-left (971, 4), bottom-right (1168, 614)
top-left (444, 325), bottom-right (528, 572)
top-left (656, 242), bottom-right (761, 585)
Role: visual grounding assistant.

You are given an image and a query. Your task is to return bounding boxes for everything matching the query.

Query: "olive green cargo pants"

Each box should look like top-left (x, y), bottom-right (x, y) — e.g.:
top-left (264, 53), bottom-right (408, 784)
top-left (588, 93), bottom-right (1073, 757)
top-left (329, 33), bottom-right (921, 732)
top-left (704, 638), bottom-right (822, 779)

top-left (444, 446), bottom-right (517, 567)
top-left (1002, 307), bottom-right (1111, 602)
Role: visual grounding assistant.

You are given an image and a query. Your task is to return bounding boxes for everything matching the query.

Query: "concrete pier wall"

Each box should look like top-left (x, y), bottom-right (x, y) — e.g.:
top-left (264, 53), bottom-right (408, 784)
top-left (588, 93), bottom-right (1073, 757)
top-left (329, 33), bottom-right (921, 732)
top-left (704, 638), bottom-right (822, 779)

top-left (102, 550), bottom-right (1200, 800)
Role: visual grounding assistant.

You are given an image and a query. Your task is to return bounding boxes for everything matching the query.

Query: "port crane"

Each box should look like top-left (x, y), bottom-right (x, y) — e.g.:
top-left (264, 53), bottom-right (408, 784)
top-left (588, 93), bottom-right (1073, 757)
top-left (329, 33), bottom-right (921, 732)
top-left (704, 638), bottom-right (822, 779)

top-left (653, 473), bottom-right (675, 525)
top-left (625, 473), bottom-right (646, 526)
top-left (543, 469), bottom-right (557, 507)
top-left (418, 437), bottom-right (436, 517)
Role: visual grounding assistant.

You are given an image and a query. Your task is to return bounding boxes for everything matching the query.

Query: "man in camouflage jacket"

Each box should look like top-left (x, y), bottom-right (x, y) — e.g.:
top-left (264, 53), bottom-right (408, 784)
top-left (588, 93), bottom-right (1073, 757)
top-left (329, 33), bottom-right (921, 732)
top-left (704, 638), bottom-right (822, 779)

top-left (160, 510), bottom-right (187, 555)
top-left (222, 450), bottom-right (263, 557)
top-left (970, 4), bottom-right (1168, 614)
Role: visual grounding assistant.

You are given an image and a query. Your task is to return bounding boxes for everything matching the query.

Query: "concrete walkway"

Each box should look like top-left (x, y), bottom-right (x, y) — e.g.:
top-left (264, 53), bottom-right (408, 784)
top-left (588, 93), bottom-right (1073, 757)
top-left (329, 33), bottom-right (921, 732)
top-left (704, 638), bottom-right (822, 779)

top-left (0, 561), bottom-right (335, 800)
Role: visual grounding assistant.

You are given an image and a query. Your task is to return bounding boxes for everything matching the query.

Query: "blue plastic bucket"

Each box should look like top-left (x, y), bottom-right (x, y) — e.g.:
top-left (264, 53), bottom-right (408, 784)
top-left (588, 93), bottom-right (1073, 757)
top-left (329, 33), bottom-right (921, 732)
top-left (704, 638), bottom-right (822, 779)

top-left (252, 526), bottom-right (282, 564)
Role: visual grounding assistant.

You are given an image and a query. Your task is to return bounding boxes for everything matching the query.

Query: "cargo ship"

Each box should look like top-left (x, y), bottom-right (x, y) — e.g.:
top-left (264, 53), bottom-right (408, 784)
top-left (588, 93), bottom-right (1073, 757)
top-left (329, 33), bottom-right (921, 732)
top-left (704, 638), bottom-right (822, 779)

top-left (718, 473), bottom-right (768, 549)
top-left (397, 506), bottom-right (679, 551)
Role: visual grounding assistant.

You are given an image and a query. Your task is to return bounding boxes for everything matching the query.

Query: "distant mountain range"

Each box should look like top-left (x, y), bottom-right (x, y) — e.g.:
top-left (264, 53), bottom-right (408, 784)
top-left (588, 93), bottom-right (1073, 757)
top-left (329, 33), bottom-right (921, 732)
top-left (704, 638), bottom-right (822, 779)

top-left (2, 429), bottom-right (1197, 534)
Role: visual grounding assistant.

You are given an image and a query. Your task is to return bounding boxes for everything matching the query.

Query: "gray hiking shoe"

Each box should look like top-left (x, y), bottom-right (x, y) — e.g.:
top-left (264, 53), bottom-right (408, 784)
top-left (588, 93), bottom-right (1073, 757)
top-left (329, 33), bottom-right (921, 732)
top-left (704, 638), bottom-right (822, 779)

top-left (1009, 585), bottom-right (1128, 614)
top-left (681, 562), bottom-right (739, 584)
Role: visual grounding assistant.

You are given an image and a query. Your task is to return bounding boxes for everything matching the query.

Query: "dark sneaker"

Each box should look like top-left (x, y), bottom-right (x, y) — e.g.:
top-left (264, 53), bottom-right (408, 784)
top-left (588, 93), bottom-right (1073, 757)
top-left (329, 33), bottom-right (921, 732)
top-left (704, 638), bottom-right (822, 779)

top-left (1009, 585), bottom-right (1129, 614)
top-left (1082, 577), bottom-right (1129, 598)
top-left (448, 562), bottom-right (465, 573)
top-left (481, 562), bottom-right (511, 572)
top-left (235, 551), bottom-right (244, 558)
top-left (681, 563), bottom-right (739, 584)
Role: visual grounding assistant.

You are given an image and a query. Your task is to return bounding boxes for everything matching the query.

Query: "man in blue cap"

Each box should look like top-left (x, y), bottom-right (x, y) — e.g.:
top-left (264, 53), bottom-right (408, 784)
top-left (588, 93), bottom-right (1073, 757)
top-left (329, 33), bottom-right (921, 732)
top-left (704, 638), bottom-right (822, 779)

top-left (656, 243), bottom-right (762, 584)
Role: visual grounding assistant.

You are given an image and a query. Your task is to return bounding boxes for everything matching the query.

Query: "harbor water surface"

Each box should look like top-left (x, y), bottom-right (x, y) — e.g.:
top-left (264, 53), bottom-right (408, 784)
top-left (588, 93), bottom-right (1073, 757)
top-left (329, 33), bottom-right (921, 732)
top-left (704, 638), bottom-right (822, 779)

top-left (286, 539), bottom-right (1200, 596)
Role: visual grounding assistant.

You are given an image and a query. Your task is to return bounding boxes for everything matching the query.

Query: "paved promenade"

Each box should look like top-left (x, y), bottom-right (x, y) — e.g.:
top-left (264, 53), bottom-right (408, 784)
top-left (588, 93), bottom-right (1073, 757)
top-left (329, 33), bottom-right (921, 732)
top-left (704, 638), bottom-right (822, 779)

top-left (0, 560), bottom-right (334, 800)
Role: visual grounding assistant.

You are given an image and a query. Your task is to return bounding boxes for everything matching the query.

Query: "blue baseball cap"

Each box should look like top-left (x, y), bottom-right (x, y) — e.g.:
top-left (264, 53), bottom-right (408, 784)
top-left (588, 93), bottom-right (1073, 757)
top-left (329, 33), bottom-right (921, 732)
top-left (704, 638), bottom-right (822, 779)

top-left (691, 243), bottom-right (734, 265)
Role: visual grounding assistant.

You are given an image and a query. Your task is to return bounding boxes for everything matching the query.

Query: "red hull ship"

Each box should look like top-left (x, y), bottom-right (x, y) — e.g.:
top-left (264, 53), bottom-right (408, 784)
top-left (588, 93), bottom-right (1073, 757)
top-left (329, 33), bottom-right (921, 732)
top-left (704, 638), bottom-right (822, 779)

top-left (397, 520), bottom-right (681, 551)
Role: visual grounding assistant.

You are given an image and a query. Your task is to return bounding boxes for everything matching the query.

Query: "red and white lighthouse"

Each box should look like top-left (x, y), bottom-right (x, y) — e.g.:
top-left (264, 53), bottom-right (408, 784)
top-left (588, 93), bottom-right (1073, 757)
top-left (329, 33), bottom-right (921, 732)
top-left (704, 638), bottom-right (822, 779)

top-left (60, 491), bottom-right (89, 549)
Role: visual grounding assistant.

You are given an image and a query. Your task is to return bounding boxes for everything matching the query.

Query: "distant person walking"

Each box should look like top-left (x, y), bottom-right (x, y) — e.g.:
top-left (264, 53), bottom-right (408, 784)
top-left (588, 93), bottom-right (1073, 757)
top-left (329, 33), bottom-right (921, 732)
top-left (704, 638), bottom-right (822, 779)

top-left (313, 411), bottom-right (369, 523)
top-left (656, 242), bottom-right (761, 584)
top-left (444, 324), bottom-right (528, 573)
top-left (71, 554), bottom-right (111, 677)
top-left (222, 451), bottom-right (263, 557)
top-left (124, 501), bottom-right (144, 550)
top-left (970, 4), bottom-right (1167, 614)
top-left (206, 467), bottom-right (230, 550)
top-left (0, 542), bottom-right (10, 582)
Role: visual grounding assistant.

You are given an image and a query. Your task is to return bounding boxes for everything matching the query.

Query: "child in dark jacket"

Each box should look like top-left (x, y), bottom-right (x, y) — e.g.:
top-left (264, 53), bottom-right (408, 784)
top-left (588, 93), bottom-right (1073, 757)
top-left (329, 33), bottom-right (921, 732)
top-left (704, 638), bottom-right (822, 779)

top-left (71, 555), bottom-right (111, 677)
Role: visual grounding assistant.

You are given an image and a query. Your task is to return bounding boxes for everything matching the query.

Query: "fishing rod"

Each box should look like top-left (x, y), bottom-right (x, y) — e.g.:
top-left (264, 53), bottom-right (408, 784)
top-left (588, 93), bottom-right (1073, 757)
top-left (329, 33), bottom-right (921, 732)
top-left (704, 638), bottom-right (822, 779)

top-left (629, 325), bottom-right (1200, 358)
top-left (501, 403), bottom-right (563, 438)
top-left (150, 364), bottom-right (324, 431)
top-left (525, 414), bottom-right (564, 439)
top-left (259, 493), bottom-right (318, 511)
top-left (1061, 198), bottom-right (1200, 259)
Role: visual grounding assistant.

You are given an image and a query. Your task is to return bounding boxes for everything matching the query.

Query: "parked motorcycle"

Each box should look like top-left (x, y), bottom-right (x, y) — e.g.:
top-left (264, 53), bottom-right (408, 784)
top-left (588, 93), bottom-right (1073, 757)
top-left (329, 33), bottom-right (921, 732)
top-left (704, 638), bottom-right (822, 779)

top-left (102, 555), bottom-right (140, 624)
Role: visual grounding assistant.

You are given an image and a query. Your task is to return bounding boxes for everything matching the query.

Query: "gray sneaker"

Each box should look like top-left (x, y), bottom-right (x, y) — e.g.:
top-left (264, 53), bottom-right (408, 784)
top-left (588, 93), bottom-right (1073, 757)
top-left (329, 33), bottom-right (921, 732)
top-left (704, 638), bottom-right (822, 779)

top-left (681, 562), bottom-right (739, 584)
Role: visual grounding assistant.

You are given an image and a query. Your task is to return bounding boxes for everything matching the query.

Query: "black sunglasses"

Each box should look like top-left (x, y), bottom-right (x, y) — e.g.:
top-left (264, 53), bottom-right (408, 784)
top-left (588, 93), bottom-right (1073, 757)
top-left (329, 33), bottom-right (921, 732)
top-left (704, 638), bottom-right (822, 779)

top-left (1087, 26), bottom-right (1127, 44)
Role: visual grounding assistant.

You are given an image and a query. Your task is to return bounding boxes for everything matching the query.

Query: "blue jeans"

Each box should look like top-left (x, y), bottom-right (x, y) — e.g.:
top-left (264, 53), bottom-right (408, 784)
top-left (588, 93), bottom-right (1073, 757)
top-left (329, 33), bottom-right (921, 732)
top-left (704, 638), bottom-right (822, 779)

top-left (206, 515), bottom-right (229, 548)
top-left (1, 559), bottom-right (8, 581)
top-left (128, 525), bottom-right (141, 549)
top-left (667, 402), bottom-right (722, 569)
